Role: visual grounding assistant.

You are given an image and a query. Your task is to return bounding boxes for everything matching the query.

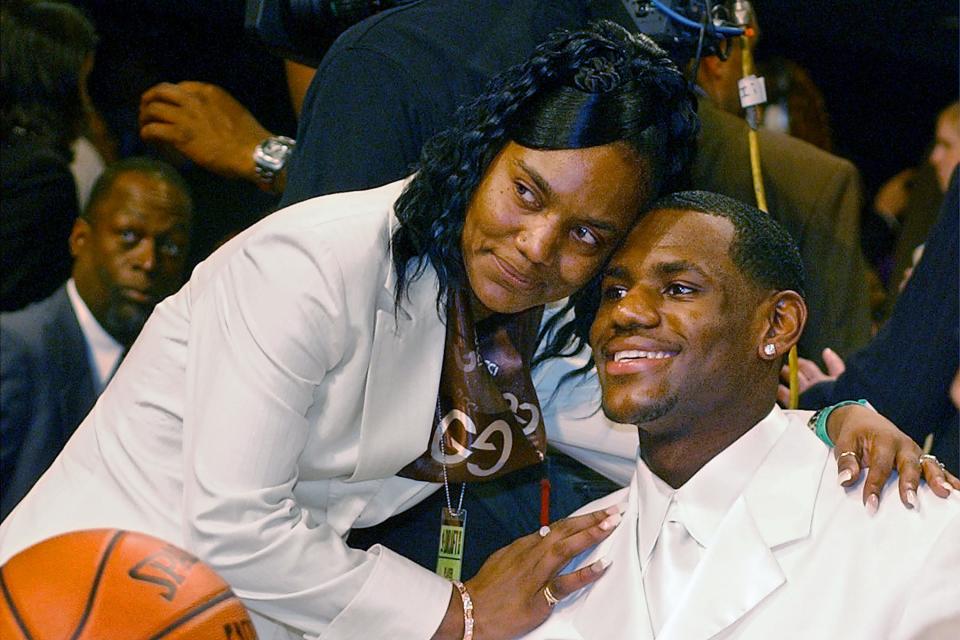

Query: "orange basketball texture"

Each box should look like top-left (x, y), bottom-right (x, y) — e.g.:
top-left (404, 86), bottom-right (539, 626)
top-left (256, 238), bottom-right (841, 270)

top-left (0, 529), bottom-right (257, 639)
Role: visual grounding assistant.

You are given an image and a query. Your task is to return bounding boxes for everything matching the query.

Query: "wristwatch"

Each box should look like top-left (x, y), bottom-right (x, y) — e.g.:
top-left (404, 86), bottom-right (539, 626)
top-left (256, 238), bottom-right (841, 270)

top-left (253, 135), bottom-right (296, 188)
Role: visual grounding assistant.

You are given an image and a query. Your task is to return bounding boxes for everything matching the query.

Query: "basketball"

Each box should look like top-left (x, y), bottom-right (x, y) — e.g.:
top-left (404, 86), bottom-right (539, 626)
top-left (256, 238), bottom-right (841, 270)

top-left (0, 529), bottom-right (257, 639)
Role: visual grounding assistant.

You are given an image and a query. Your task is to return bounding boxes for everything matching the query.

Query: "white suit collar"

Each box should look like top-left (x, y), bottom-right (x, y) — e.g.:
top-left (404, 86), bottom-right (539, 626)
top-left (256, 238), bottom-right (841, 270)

top-left (350, 208), bottom-right (447, 482)
top-left (557, 408), bottom-right (830, 640)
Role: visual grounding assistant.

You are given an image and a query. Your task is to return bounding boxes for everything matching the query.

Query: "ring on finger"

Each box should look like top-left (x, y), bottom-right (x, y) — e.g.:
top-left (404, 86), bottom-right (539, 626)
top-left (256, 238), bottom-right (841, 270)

top-left (837, 451), bottom-right (858, 462)
top-left (919, 454), bottom-right (945, 471)
top-left (538, 525), bottom-right (551, 538)
top-left (543, 584), bottom-right (560, 608)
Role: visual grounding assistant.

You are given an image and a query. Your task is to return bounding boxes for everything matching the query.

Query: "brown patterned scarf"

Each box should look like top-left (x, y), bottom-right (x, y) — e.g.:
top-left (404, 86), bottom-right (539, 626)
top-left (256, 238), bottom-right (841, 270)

top-left (399, 288), bottom-right (546, 483)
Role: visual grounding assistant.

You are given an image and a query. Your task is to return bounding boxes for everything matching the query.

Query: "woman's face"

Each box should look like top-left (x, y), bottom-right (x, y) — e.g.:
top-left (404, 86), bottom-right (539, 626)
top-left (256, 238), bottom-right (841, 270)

top-left (461, 141), bottom-right (650, 318)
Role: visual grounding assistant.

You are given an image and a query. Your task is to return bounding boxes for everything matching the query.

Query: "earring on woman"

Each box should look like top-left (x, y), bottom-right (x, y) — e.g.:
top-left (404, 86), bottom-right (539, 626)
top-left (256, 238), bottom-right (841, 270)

top-left (763, 344), bottom-right (776, 356)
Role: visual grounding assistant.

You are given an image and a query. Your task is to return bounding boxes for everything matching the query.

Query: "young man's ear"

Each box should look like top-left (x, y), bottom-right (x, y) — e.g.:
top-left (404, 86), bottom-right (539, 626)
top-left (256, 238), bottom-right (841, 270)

top-left (758, 290), bottom-right (807, 360)
top-left (69, 218), bottom-right (92, 259)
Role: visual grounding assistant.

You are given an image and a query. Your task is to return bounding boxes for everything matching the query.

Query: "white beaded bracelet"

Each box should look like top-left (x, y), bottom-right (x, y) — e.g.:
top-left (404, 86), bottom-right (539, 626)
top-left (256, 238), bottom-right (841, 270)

top-left (452, 580), bottom-right (474, 640)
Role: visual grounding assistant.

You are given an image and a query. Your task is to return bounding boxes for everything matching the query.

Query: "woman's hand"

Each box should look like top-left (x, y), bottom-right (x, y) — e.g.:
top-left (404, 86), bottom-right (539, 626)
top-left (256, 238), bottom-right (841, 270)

top-left (432, 505), bottom-right (622, 640)
top-left (828, 404), bottom-right (960, 510)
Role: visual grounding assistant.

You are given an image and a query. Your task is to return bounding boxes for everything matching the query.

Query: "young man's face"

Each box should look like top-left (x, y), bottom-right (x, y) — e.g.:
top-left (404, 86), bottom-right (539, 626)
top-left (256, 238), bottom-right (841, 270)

top-left (589, 208), bottom-right (768, 429)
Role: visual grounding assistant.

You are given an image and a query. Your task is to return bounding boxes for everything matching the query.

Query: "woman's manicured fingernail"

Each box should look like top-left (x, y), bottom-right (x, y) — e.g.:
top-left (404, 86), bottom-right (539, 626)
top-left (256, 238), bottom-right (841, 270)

top-left (939, 480), bottom-right (952, 494)
top-left (599, 512), bottom-right (622, 531)
top-left (905, 489), bottom-right (918, 509)
top-left (590, 557), bottom-right (612, 574)
top-left (838, 469), bottom-right (853, 484)
top-left (866, 493), bottom-right (879, 515)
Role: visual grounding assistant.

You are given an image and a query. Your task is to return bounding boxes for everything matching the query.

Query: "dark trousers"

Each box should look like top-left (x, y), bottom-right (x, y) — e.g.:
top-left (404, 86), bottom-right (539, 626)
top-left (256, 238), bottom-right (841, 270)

top-left (347, 452), bottom-right (619, 579)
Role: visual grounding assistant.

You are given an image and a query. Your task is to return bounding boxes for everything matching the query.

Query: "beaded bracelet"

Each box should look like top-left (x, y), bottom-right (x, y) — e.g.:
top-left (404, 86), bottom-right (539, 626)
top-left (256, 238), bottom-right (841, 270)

top-left (452, 580), bottom-right (474, 640)
top-left (808, 399), bottom-right (869, 447)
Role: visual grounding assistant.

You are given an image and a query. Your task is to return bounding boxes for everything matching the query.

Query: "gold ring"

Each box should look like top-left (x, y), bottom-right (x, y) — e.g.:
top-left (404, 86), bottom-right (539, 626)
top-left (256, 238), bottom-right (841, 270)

top-left (837, 451), bottom-right (858, 461)
top-left (543, 584), bottom-right (560, 607)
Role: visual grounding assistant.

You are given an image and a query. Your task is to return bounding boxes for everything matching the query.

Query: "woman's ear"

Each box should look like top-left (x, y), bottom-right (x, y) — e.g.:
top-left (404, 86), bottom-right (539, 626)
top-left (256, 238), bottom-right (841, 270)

top-left (758, 290), bottom-right (807, 360)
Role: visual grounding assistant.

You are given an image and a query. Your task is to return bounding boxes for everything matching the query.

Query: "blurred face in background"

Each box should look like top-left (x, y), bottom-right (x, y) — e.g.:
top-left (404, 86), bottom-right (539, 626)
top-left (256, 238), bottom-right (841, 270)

top-left (70, 171), bottom-right (191, 346)
top-left (929, 105), bottom-right (960, 192)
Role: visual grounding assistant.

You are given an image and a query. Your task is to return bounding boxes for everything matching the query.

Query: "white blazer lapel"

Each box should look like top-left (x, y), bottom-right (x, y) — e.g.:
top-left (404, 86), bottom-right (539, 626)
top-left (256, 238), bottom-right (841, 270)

top-left (659, 497), bottom-right (784, 640)
top-left (570, 477), bottom-right (656, 640)
top-left (350, 261), bottom-right (446, 482)
top-left (660, 415), bottom-right (829, 640)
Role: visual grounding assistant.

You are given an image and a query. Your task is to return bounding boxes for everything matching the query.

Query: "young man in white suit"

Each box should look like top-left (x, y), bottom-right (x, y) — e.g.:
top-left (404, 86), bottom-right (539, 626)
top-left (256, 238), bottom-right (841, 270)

top-left (525, 191), bottom-right (960, 640)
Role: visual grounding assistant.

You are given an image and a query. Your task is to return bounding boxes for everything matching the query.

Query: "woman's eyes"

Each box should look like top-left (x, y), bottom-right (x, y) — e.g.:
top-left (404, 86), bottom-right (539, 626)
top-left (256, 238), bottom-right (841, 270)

top-left (511, 180), bottom-right (600, 248)
top-left (571, 225), bottom-right (600, 247)
top-left (514, 181), bottom-right (538, 205)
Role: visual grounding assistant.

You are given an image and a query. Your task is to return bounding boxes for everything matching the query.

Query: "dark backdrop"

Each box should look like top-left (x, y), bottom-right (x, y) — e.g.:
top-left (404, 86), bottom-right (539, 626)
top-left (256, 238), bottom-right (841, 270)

top-left (754, 0), bottom-right (959, 195)
top-left (75, 1), bottom-right (959, 207)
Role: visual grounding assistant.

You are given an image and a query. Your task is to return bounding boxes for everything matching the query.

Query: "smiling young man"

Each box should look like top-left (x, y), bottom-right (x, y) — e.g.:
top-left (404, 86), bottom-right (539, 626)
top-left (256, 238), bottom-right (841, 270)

top-left (523, 191), bottom-right (960, 640)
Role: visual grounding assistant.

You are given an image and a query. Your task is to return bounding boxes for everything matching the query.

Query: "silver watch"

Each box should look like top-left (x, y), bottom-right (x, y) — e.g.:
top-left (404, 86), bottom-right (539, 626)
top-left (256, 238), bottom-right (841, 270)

top-left (253, 135), bottom-right (296, 186)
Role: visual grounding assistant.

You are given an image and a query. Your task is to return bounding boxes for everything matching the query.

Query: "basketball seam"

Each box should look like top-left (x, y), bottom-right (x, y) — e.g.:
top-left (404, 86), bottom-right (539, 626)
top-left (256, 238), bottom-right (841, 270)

top-left (69, 529), bottom-right (125, 640)
top-left (0, 567), bottom-right (35, 640)
top-left (147, 589), bottom-right (234, 640)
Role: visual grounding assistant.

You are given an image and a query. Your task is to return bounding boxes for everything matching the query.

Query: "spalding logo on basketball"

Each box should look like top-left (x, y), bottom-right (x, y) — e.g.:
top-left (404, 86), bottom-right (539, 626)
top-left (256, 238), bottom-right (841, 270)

top-left (0, 529), bottom-right (257, 639)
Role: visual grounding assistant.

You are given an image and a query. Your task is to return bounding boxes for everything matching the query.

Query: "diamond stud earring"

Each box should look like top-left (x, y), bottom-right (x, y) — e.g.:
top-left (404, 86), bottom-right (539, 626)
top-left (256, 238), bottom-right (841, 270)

top-left (763, 344), bottom-right (776, 356)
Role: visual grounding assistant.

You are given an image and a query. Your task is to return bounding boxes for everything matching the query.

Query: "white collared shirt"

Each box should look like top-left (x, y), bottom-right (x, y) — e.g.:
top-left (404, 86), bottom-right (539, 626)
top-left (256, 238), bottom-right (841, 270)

top-left (635, 406), bottom-right (788, 594)
top-left (66, 278), bottom-right (124, 392)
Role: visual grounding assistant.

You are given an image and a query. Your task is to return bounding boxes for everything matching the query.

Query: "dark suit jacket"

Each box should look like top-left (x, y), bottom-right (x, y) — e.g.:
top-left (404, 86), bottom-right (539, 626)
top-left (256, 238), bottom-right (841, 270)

top-left (1, 285), bottom-right (97, 518)
top-left (692, 101), bottom-right (872, 361)
top-left (801, 171), bottom-right (959, 474)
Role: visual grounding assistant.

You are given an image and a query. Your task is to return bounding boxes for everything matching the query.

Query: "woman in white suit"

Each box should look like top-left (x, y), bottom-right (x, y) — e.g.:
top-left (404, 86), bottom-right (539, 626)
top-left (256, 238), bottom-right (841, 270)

top-left (0, 21), bottom-right (941, 640)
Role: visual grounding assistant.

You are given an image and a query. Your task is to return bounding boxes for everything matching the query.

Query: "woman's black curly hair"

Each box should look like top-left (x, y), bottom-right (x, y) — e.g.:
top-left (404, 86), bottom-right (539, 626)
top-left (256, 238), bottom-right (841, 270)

top-left (390, 19), bottom-right (700, 337)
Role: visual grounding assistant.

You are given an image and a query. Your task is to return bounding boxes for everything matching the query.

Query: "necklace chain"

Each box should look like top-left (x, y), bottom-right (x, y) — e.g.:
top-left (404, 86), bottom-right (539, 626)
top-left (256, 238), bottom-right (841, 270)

top-left (437, 397), bottom-right (466, 516)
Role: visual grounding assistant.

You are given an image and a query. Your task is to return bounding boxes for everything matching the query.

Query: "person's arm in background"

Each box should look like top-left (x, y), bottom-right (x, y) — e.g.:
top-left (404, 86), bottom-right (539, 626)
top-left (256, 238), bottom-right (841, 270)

top-left (139, 81), bottom-right (273, 188)
top-left (279, 45), bottom-right (430, 206)
top-left (791, 171), bottom-right (959, 474)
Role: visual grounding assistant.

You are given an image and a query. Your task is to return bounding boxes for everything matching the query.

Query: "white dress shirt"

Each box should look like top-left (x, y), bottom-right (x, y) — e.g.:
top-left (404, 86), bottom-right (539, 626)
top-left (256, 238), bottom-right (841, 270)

top-left (635, 409), bottom-right (787, 633)
top-left (66, 278), bottom-right (124, 391)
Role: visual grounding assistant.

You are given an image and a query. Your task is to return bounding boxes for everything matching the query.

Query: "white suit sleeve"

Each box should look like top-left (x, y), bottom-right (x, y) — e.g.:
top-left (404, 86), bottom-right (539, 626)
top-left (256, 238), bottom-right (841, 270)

top-left (892, 503), bottom-right (960, 640)
top-left (180, 228), bottom-right (450, 639)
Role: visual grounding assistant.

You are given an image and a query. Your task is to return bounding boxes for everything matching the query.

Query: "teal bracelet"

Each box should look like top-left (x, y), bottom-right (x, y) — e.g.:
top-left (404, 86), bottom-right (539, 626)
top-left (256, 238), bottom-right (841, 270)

top-left (808, 399), bottom-right (869, 447)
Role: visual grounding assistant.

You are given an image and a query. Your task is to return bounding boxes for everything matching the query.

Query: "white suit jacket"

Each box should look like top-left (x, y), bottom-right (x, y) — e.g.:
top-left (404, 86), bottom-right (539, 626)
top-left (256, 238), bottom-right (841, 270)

top-left (524, 408), bottom-right (960, 640)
